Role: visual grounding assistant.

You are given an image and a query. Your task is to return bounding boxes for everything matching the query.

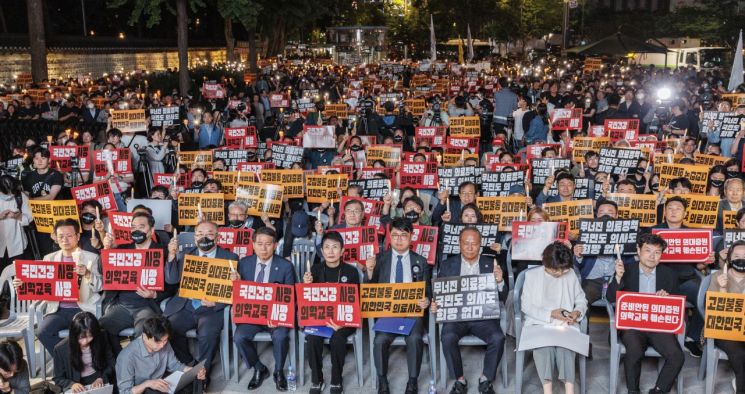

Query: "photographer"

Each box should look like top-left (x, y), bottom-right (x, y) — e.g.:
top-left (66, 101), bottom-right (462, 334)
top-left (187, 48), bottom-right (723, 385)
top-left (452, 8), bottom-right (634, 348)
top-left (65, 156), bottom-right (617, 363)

top-left (145, 128), bottom-right (168, 174)
top-left (420, 97), bottom-right (449, 127)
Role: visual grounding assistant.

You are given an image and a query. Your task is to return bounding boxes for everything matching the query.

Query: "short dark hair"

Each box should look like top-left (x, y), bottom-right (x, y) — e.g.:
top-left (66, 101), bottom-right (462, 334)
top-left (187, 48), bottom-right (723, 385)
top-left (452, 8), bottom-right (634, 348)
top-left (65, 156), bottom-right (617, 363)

top-left (0, 341), bottom-right (24, 375)
top-left (665, 195), bottom-right (688, 210)
top-left (203, 178), bottom-right (222, 191)
top-left (615, 179), bottom-right (635, 188)
top-left (132, 204), bottom-right (153, 216)
top-left (595, 199), bottom-right (618, 214)
top-left (132, 211), bottom-right (155, 228)
top-left (556, 172), bottom-right (575, 184)
top-left (542, 241), bottom-right (574, 270)
top-left (343, 199), bottom-right (364, 212)
top-left (460, 203), bottom-right (484, 222)
top-left (253, 226), bottom-right (277, 242)
top-left (402, 196), bottom-right (424, 211)
top-left (321, 231), bottom-right (344, 248)
top-left (637, 233), bottom-right (667, 250)
top-left (458, 181), bottom-right (477, 193)
top-left (541, 147), bottom-right (558, 157)
top-left (669, 177), bottom-right (692, 190)
top-left (191, 168), bottom-right (207, 178)
top-left (106, 128), bottom-right (123, 139)
top-left (54, 218), bottom-right (80, 234)
top-left (32, 146), bottom-right (51, 159)
top-left (390, 217), bottom-right (413, 234)
top-left (150, 185), bottom-right (170, 197)
top-left (584, 151), bottom-right (599, 160)
top-left (80, 199), bottom-right (103, 213)
top-left (142, 316), bottom-right (171, 342)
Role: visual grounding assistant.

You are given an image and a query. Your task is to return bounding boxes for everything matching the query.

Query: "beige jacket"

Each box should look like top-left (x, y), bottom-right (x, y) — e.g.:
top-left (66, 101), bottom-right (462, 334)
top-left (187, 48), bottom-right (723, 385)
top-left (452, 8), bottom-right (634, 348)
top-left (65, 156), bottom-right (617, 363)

top-left (42, 248), bottom-right (102, 315)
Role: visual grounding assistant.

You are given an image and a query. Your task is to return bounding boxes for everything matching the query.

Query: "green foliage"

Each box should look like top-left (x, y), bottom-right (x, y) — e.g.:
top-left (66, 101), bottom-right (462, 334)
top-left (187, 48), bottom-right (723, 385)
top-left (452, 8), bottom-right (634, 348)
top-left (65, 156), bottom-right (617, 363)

top-left (216, 0), bottom-right (262, 30)
top-left (107, 0), bottom-right (205, 28)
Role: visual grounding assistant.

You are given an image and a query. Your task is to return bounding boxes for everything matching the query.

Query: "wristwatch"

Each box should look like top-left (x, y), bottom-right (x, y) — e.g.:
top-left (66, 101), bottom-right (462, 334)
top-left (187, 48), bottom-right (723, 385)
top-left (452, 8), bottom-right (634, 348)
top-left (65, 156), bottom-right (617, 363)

top-left (560, 310), bottom-right (570, 318)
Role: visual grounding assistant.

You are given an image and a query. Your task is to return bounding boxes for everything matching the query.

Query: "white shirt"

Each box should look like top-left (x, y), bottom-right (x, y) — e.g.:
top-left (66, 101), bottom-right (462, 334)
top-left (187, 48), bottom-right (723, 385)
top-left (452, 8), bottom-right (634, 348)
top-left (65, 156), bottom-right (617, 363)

top-left (255, 256), bottom-right (273, 283)
top-left (200, 248), bottom-right (217, 259)
top-left (459, 255), bottom-right (504, 291)
top-left (0, 193), bottom-right (31, 257)
top-left (389, 250), bottom-right (412, 283)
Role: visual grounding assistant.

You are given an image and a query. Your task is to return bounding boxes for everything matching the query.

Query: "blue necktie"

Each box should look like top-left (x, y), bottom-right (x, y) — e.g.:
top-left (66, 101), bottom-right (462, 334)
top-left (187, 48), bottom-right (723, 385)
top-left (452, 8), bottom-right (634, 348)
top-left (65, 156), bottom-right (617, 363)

top-left (395, 255), bottom-right (404, 283)
top-left (257, 263), bottom-right (267, 283)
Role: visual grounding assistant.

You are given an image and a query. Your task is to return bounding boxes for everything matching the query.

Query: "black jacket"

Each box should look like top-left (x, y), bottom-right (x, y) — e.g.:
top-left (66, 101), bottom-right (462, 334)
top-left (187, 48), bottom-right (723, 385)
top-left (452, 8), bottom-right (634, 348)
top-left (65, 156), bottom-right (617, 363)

top-left (606, 263), bottom-right (679, 304)
top-left (53, 337), bottom-right (116, 391)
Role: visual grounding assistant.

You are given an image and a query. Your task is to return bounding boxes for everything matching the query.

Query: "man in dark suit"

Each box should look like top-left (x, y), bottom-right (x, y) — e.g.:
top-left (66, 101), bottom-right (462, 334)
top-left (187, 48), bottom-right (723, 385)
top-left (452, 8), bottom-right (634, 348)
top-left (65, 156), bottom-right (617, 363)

top-left (607, 233), bottom-right (684, 394)
top-left (431, 181), bottom-right (478, 226)
top-left (364, 218), bottom-right (432, 394)
top-left (164, 220), bottom-right (238, 389)
top-left (617, 89), bottom-right (642, 119)
top-left (536, 171), bottom-right (577, 207)
top-left (232, 227), bottom-right (297, 391)
top-left (432, 227), bottom-right (508, 394)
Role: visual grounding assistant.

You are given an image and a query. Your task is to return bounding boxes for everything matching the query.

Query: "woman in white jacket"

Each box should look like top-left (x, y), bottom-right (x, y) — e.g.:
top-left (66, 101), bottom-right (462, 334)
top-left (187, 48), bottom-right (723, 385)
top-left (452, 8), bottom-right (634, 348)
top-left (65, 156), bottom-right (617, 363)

top-left (520, 242), bottom-right (588, 394)
top-left (0, 175), bottom-right (32, 271)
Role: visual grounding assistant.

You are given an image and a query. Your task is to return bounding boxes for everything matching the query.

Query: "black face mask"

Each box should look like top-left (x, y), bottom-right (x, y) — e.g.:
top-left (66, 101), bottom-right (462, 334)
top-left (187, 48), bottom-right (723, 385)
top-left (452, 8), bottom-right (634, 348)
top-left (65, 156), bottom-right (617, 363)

top-left (191, 181), bottom-right (204, 188)
top-left (730, 258), bottom-right (745, 273)
top-left (651, 182), bottom-right (660, 191)
top-left (711, 179), bottom-right (724, 188)
top-left (131, 230), bottom-right (148, 244)
top-left (228, 219), bottom-right (244, 228)
top-left (81, 212), bottom-right (96, 225)
top-left (350, 145), bottom-right (362, 152)
top-left (727, 171), bottom-right (740, 179)
top-left (404, 211), bottom-right (420, 222)
top-left (393, 135), bottom-right (403, 143)
top-left (197, 237), bottom-right (215, 252)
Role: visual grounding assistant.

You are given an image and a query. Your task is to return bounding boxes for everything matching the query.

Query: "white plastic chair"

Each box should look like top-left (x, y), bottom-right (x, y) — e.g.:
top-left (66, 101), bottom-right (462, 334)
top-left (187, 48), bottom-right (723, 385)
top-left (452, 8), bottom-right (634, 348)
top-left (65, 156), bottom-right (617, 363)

top-left (0, 265), bottom-right (40, 378)
top-left (696, 272), bottom-right (730, 394)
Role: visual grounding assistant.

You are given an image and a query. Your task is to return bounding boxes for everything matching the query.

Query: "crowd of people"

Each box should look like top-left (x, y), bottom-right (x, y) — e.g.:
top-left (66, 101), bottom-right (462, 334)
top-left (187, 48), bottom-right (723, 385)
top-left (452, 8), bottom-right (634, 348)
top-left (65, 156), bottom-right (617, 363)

top-left (0, 54), bottom-right (742, 394)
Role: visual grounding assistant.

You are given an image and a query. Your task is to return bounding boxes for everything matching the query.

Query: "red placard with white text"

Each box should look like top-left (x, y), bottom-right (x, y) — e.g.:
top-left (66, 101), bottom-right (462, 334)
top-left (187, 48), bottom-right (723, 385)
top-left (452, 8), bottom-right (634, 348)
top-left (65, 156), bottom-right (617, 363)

top-left (384, 224), bottom-right (439, 265)
top-left (651, 229), bottom-right (713, 263)
top-left (236, 162), bottom-right (276, 173)
top-left (217, 228), bottom-right (254, 259)
top-left (232, 281), bottom-right (295, 327)
top-left (50, 145), bottom-right (90, 172)
top-left (400, 161), bottom-right (439, 189)
top-left (550, 108), bottom-right (582, 130)
top-left (15, 260), bottom-right (79, 302)
top-left (337, 196), bottom-right (384, 231)
top-left (101, 249), bottom-right (164, 291)
top-left (152, 172), bottom-right (191, 189)
top-left (605, 119), bottom-right (640, 142)
top-left (201, 83), bottom-right (226, 99)
top-left (295, 283), bottom-right (361, 327)
top-left (93, 149), bottom-right (132, 177)
top-left (225, 126), bottom-right (258, 148)
top-left (110, 212), bottom-right (133, 245)
top-left (270, 93), bottom-right (289, 108)
top-left (71, 181), bottom-right (117, 212)
top-left (415, 126), bottom-right (447, 147)
top-left (615, 291), bottom-right (686, 334)
top-left (526, 143), bottom-right (562, 159)
top-left (330, 226), bottom-right (380, 265)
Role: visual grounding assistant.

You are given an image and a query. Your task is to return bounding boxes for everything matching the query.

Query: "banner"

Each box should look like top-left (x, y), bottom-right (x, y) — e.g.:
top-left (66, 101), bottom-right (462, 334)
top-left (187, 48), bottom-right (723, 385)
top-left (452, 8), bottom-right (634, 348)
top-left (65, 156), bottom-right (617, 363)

top-left (258, 169), bottom-right (305, 199)
top-left (415, 126), bottom-right (446, 146)
top-left (338, 196), bottom-right (383, 230)
top-left (71, 181), bottom-right (116, 212)
top-left (703, 291), bottom-right (745, 341)
top-left (217, 228), bottom-right (254, 259)
top-left (224, 126), bottom-right (258, 149)
top-left (178, 151), bottom-right (213, 171)
top-left (476, 196), bottom-right (529, 231)
top-left (110, 212), bottom-right (133, 246)
top-left (269, 93), bottom-right (289, 108)
top-left (29, 200), bottom-right (80, 233)
top-left (149, 106), bottom-right (180, 127)
top-left (177, 193), bottom-right (225, 225)
top-left (232, 281), bottom-right (295, 327)
top-left (236, 161), bottom-right (275, 173)
top-left (724, 229), bottom-right (745, 248)
top-left (433, 274), bottom-right (500, 323)
top-left (211, 171), bottom-right (238, 200)
top-left (597, 147), bottom-right (643, 175)
top-left (110, 109), bottom-right (147, 133)
top-left (511, 221), bottom-right (569, 261)
top-left (302, 125), bottom-right (336, 149)
top-left (480, 171), bottom-right (525, 197)
top-left (366, 145), bottom-right (402, 168)
top-left (578, 219), bottom-right (640, 255)
top-left (212, 150), bottom-right (250, 172)
top-left (101, 249), bottom-right (164, 291)
top-left (235, 183), bottom-right (283, 219)
top-left (271, 143), bottom-right (305, 169)
top-left (360, 282), bottom-right (426, 318)
top-left (606, 193), bottom-right (658, 227)
top-left (178, 255), bottom-right (234, 304)
top-left (542, 199), bottom-right (595, 234)
top-left (440, 223), bottom-right (500, 256)
top-left (615, 292), bottom-right (686, 334)
top-left (93, 149), bottom-right (132, 176)
top-left (702, 111), bottom-right (741, 139)
top-left (526, 143), bottom-right (562, 159)
top-left (572, 137), bottom-right (610, 163)
top-left (604, 119), bottom-right (640, 142)
top-left (400, 161), bottom-right (439, 189)
top-left (15, 260), bottom-right (78, 302)
top-left (201, 82), bottom-right (227, 99)
top-left (383, 224), bottom-right (439, 265)
top-left (347, 178), bottom-right (390, 200)
top-left (449, 116), bottom-right (481, 137)
top-left (680, 194), bottom-right (720, 228)
top-left (437, 166), bottom-right (484, 195)
top-left (530, 158), bottom-right (571, 185)
top-left (658, 163), bottom-right (709, 194)
top-left (331, 226), bottom-right (380, 265)
top-left (50, 145), bottom-right (90, 172)
top-left (550, 108), bottom-right (582, 130)
top-left (296, 283), bottom-right (361, 327)
top-left (651, 229), bottom-right (713, 263)
top-left (694, 152), bottom-right (728, 167)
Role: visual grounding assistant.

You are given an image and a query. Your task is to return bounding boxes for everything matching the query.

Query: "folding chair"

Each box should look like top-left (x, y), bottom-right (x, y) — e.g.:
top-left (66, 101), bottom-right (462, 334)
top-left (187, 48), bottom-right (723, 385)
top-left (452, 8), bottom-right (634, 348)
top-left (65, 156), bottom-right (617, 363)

top-left (696, 272), bottom-right (730, 394)
top-left (0, 265), bottom-right (40, 378)
top-left (231, 320), bottom-right (296, 383)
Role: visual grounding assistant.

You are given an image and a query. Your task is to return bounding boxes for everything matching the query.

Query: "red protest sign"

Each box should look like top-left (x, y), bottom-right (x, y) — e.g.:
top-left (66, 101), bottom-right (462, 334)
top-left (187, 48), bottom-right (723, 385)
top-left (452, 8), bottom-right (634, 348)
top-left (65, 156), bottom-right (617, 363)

top-left (511, 221), bottom-right (569, 261)
top-left (550, 108), bottom-right (582, 130)
top-left (526, 143), bottom-right (562, 160)
top-left (232, 281), bottom-right (295, 327)
top-left (331, 226), bottom-right (380, 265)
top-left (101, 249), bottom-right (165, 291)
top-left (358, 166), bottom-right (396, 181)
top-left (615, 291), bottom-right (686, 334)
top-left (217, 228), bottom-right (254, 259)
top-left (93, 149), bottom-right (132, 177)
top-left (225, 126), bottom-right (258, 148)
top-left (236, 162), bottom-right (276, 173)
top-left (446, 136), bottom-right (480, 154)
top-left (201, 82), bottom-right (226, 99)
top-left (651, 229), bottom-right (713, 263)
top-left (605, 119), bottom-right (640, 142)
top-left (302, 125), bottom-right (336, 149)
top-left (296, 283), bottom-right (361, 328)
top-left (110, 212), bottom-right (133, 245)
top-left (415, 126), bottom-right (447, 147)
top-left (152, 172), bottom-right (191, 189)
top-left (15, 260), bottom-right (79, 302)
top-left (337, 197), bottom-right (384, 230)
top-left (400, 161), bottom-right (438, 189)
top-left (71, 181), bottom-right (117, 212)
top-left (50, 145), bottom-right (90, 172)
top-left (384, 224), bottom-right (439, 265)
top-left (270, 93), bottom-right (289, 108)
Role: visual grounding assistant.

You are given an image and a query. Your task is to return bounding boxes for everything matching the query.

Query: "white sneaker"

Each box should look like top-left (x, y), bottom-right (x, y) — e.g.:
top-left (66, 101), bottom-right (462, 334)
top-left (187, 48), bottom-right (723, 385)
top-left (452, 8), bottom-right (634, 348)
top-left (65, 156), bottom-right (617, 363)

top-left (733, 377), bottom-right (737, 392)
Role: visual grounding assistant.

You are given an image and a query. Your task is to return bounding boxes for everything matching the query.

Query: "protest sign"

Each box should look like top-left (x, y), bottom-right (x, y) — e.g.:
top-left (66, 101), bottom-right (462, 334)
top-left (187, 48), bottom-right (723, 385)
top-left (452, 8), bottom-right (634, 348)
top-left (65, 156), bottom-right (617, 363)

top-left (446, 136), bottom-right (480, 153)
top-left (296, 283), bottom-right (361, 327)
top-left (722, 93), bottom-right (745, 106)
top-left (110, 212), bottom-right (133, 245)
top-left (651, 229), bottom-right (713, 263)
top-left (152, 172), bottom-right (190, 190)
top-left (71, 181), bottom-right (116, 212)
top-left (400, 161), bottom-right (439, 189)
top-left (331, 226), bottom-right (380, 265)
top-left (323, 103), bottom-right (348, 118)
top-left (476, 196), bottom-right (529, 231)
top-left (679, 194), bottom-right (720, 228)
top-left (361, 282), bottom-right (426, 318)
top-left (694, 153), bottom-right (728, 167)
top-left (433, 274), bottom-right (500, 323)
top-left (217, 228), bottom-right (254, 259)
top-left (724, 229), bottom-right (745, 248)
top-left (437, 166), bottom-right (484, 196)
top-left (449, 116), bottom-right (481, 137)
top-left (511, 221), bottom-right (569, 260)
top-left (15, 260), bottom-right (78, 302)
top-left (442, 151), bottom-right (480, 167)
top-left (606, 193), bottom-right (658, 227)
top-left (126, 199), bottom-right (172, 230)
top-left (177, 151), bottom-right (214, 172)
top-left (224, 126), bottom-right (258, 149)
top-left (110, 109), bottom-right (147, 133)
top-left (440, 223), bottom-right (500, 256)
top-left (93, 149), bottom-right (132, 176)
top-left (723, 210), bottom-right (738, 230)
top-left (348, 178), bottom-right (390, 200)
top-left (3, 157), bottom-right (23, 178)
top-left (213, 150), bottom-right (250, 172)
top-left (578, 219), bottom-right (640, 255)
top-left (271, 143), bottom-right (305, 169)
top-left (29, 200), bottom-right (80, 233)
top-left (480, 171), bottom-right (526, 197)
top-left (178, 255), bottom-right (234, 304)
top-left (235, 183), bottom-right (283, 218)
top-left (530, 158), bottom-right (571, 185)
top-left (542, 199), bottom-right (595, 234)
top-left (658, 163), bottom-right (709, 194)
top-left (149, 106), bottom-right (180, 127)
top-left (211, 171), bottom-right (238, 200)
top-left (526, 143), bottom-right (562, 160)
top-left (604, 119), bottom-right (640, 142)
top-left (338, 196), bottom-right (383, 229)
top-left (366, 145), bottom-right (402, 168)
top-left (101, 249), bottom-right (164, 291)
top-left (306, 174), bottom-right (350, 203)
top-left (703, 291), bottom-right (745, 341)
top-left (597, 147), bottom-right (643, 175)
top-left (583, 57), bottom-right (602, 73)
top-left (702, 111), bottom-right (741, 139)
top-left (302, 125), bottom-right (336, 149)
top-left (201, 82), bottom-right (226, 99)
top-left (50, 145), bottom-right (90, 172)
top-left (232, 281), bottom-right (295, 327)
top-left (177, 193), bottom-right (225, 225)
top-left (296, 98), bottom-right (316, 113)
top-left (415, 126), bottom-right (446, 146)
top-left (236, 161), bottom-right (275, 173)
top-left (550, 108), bottom-right (582, 130)
top-left (259, 169), bottom-right (305, 199)
top-left (615, 292), bottom-right (686, 334)
top-left (571, 137), bottom-right (610, 163)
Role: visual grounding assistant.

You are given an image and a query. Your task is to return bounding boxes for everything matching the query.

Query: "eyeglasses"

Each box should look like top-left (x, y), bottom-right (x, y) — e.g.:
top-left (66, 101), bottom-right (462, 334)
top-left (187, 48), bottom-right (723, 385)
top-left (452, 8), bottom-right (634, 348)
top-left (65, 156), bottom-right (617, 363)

top-left (345, 209), bottom-right (363, 214)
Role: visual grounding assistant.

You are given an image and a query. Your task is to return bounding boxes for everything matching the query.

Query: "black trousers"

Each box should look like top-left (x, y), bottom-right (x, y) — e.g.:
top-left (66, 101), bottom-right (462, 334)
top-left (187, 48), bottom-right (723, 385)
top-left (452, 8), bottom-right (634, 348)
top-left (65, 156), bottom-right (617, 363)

top-left (621, 330), bottom-right (684, 392)
top-left (581, 278), bottom-right (605, 305)
top-left (167, 306), bottom-right (224, 374)
top-left (373, 317), bottom-right (424, 379)
top-left (441, 319), bottom-right (504, 381)
top-left (99, 303), bottom-right (159, 353)
top-left (715, 339), bottom-right (745, 393)
top-left (306, 327), bottom-right (356, 385)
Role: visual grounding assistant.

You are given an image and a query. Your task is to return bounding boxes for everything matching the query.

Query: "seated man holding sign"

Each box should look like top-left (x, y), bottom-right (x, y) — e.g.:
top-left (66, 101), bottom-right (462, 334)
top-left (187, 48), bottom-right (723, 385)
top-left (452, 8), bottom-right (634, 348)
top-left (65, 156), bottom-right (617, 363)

top-left (164, 220), bottom-right (238, 389)
top-left (231, 227), bottom-right (297, 391)
top-left (431, 226), bottom-right (508, 394)
top-left (607, 233), bottom-right (684, 394)
top-left (364, 218), bottom-right (431, 394)
top-left (13, 218), bottom-right (102, 355)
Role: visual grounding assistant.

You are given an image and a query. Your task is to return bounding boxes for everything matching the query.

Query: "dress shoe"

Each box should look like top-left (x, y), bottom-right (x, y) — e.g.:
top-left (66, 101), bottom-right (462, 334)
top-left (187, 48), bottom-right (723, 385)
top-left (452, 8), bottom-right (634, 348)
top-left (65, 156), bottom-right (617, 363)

top-left (330, 383), bottom-right (343, 394)
top-left (377, 376), bottom-right (390, 394)
top-left (309, 381), bottom-right (325, 394)
top-left (648, 388), bottom-right (666, 394)
top-left (478, 380), bottom-right (496, 394)
top-left (274, 370), bottom-right (287, 391)
top-left (404, 378), bottom-right (417, 394)
top-left (449, 380), bottom-right (467, 394)
top-left (247, 366), bottom-right (269, 390)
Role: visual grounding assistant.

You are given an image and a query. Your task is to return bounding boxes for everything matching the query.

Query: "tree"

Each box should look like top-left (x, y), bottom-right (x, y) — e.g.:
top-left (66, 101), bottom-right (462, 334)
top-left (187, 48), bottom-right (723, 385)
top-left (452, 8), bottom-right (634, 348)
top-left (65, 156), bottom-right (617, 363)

top-left (216, 0), bottom-right (262, 71)
top-left (27, 0), bottom-right (47, 83)
top-left (108, 0), bottom-right (205, 96)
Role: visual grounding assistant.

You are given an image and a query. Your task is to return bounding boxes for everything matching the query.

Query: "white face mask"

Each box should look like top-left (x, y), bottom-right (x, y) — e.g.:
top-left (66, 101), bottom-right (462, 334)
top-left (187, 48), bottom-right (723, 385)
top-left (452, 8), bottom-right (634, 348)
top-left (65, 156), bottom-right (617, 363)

top-left (87, 103), bottom-right (95, 109)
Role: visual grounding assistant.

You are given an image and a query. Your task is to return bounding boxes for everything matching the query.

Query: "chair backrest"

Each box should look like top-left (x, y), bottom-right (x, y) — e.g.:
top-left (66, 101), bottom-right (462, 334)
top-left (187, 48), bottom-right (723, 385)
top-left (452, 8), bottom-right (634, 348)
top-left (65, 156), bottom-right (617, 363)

top-left (1, 263), bottom-right (33, 320)
top-left (697, 271), bottom-right (715, 319)
top-left (512, 266), bottom-right (539, 341)
top-left (291, 239), bottom-right (317, 278)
